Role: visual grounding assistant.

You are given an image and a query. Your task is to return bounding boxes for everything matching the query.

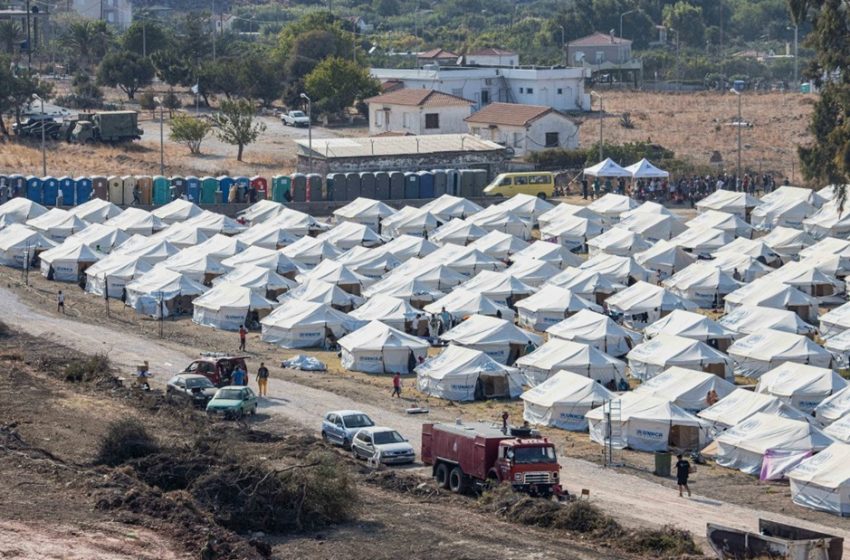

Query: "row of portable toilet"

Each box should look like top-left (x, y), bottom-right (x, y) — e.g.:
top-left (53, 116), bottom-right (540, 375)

top-left (0, 168), bottom-right (490, 207)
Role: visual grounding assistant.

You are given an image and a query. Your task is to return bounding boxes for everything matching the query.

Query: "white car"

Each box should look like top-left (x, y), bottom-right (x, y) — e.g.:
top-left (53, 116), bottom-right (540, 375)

top-left (321, 410), bottom-right (375, 448)
top-left (281, 110), bottom-right (310, 127)
top-left (350, 426), bottom-right (415, 464)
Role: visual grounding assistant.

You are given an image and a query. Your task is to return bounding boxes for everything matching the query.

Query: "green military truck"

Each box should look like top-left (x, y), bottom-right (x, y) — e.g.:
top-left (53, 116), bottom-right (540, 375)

top-left (65, 111), bottom-right (143, 143)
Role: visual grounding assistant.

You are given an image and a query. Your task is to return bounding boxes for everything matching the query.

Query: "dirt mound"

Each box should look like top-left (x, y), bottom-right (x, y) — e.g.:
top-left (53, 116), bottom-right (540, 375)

top-left (96, 419), bottom-right (160, 466)
top-left (130, 452), bottom-right (212, 492)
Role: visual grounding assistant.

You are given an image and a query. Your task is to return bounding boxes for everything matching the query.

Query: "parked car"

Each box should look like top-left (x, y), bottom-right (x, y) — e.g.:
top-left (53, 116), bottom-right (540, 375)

top-left (166, 373), bottom-right (218, 408)
top-left (350, 426), bottom-right (415, 464)
top-left (321, 410), bottom-right (375, 448)
top-left (281, 110), bottom-right (310, 127)
top-left (206, 386), bottom-right (258, 419)
top-left (182, 355), bottom-right (248, 387)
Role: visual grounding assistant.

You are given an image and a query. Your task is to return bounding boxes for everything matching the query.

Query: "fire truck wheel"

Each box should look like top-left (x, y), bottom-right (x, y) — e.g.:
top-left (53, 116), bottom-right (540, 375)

top-left (435, 463), bottom-right (450, 489)
top-left (449, 467), bottom-right (467, 494)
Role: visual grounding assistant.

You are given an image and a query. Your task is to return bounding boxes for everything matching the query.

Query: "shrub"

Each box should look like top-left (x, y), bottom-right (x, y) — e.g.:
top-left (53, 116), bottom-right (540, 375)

top-left (64, 353), bottom-right (111, 382)
top-left (96, 419), bottom-right (159, 466)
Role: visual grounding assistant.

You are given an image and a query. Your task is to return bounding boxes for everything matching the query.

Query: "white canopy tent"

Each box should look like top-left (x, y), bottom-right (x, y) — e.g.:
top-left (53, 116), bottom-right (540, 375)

top-left (380, 206), bottom-right (442, 238)
top-left (546, 309), bottom-right (641, 357)
top-left (65, 223), bottom-right (130, 254)
top-left (615, 212), bottom-right (686, 243)
top-left (235, 222), bottom-right (300, 250)
top-left (467, 206), bottom-right (531, 240)
top-left (708, 252), bottom-right (774, 283)
top-left (281, 237), bottom-right (344, 268)
top-left (633, 366), bottom-right (736, 413)
top-left (515, 339), bottom-right (626, 386)
top-left (183, 211), bottom-right (247, 236)
top-left (762, 185), bottom-right (826, 207)
top-left (430, 218), bottom-right (488, 246)
top-left (724, 281), bottom-right (818, 323)
top-left (316, 221), bottom-right (384, 250)
top-left (260, 299), bottom-right (365, 348)
top-left (339, 321), bottom-right (429, 374)
top-left (471, 230), bottom-right (530, 260)
top-left (627, 334), bottom-right (733, 380)
top-left (521, 370), bottom-right (616, 431)
top-left (504, 259), bottom-right (562, 288)
top-left (538, 203), bottom-right (601, 230)
top-left (0, 198), bottom-right (47, 225)
top-left (296, 259), bottom-right (370, 295)
top-left (714, 237), bottom-right (781, 267)
top-left (381, 235), bottom-right (439, 262)
top-left (750, 198), bottom-right (816, 231)
top-left (587, 193), bottom-right (638, 225)
top-left (788, 442), bottom-right (850, 516)
top-left (416, 345), bottom-right (523, 401)
top-left (154, 250), bottom-right (227, 285)
top-left (194, 234), bottom-right (249, 260)
top-left (458, 270), bottom-right (535, 307)
top-left (584, 158), bottom-right (631, 178)
top-left (440, 314), bottom-right (542, 365)
top-left (670, 227), bottom-right (734, 256)
top-left (579, 253), bottom-right (654, 285)
top-left (624, 158), bottom-right (669, 179)
top-left (192, 282), bottom-right (274, 331)
top-left (515, 285), bottom-right (601, 331)
top-left (220, 246), bottom-right (299, 277)
top-left (540, 214), bottom-right (604, 252)
top-left (152, 223), bottom-right (209, 249)
top-left (263, 207), bottom-right (330, 237)
top-left (546, 268), bottom-right (619, 304)
top-left (418, 194), bottom-right (483, 222)
top-left (760, 226), bottom-right (816, 261)
top-left (113, 236), bottom-right (178, 266)
top-left (756, 363), bottom-right (847, 414)
top-left (442, 246), bottom-right (506, 277)
top-left (728, 329), bottom-right (833, 379)
top-left (493, 193), bottom-right (555, 225)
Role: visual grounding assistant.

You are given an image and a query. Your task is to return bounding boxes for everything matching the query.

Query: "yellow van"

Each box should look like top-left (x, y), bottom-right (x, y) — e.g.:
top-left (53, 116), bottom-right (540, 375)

top-left (482, 172), bottom-right (556, 199)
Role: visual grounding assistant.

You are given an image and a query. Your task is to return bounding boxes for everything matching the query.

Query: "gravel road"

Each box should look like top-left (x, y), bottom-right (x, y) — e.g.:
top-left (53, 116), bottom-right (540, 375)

top-left (4, 286), bottom-right (848, 554)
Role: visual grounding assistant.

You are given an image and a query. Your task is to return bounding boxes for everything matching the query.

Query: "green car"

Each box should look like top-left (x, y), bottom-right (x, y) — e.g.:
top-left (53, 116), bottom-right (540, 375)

top-left (206, 386), bottom-right (258, 419)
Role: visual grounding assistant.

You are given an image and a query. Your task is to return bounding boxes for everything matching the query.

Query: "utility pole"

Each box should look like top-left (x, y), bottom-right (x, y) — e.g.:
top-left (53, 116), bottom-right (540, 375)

top-left (590, 91), bottom-right (603, 161)
top-left (33, 94), bottom-right (46, 176)
top-left (154, 96), bottom-right (164, 176)
top-left (731, 88), bottom-right (742, 182)
top-left (301, 93), bottom-right (312, 174)
top-left (793, 24), bottom-right (799, 86)
top-left (25, 0), bottom-right (32, 67)
top-left (211, 0), bottom-right (216, 61)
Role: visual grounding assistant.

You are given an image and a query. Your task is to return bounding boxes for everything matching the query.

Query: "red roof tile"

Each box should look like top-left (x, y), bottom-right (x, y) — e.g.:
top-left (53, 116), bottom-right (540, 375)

top-left (465, 103), bottom-right (564, 127)
top-left (568, 32), bottom-right (632, 47)
top-left (366, 88), bottom-right (473, 107)
top-left (418, 48), bottom-right (459, 59)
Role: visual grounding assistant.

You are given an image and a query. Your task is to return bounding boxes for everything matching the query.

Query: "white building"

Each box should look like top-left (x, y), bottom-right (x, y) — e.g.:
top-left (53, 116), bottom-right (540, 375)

top-left (465, 103), bottom-right (579, 156)
top-left (465, 48), bottom-right (519, 67)
top-left (370, 66), bottom-right (591, 112)
top-left (71, 0), bottom-right (132, 28)
top-left (365, 88), bottom-right (474, 136)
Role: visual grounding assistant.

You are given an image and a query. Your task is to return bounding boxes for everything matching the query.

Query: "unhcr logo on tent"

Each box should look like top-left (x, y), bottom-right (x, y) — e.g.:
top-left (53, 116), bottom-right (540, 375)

top-left (450, 384), bottom-right (475, 390)
top-left (635, 429), bottom-right (664, 439)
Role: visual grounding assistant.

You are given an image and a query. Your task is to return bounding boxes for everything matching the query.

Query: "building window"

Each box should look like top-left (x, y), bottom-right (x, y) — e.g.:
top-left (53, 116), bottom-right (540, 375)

top-left (513, 132), bottom-right (523, 147)
top-left (595, 51), bottom-right (605, 63)
top-left (526, 87), bottom-right (534, 94)
top-left (375, 110), bottom-right (384, 127)
top-left (481, 90), bottom-right (490, 104)
top-left (471, 127), bottom-right (480, 135)
top-left (557, 88), bottom-right (563, 95)
top-left (402, 113), bottom-right (411, 128)
top-left (425, 113), bottom-right (440, 129)
top-left (545, 132), bottom-right (559, 148)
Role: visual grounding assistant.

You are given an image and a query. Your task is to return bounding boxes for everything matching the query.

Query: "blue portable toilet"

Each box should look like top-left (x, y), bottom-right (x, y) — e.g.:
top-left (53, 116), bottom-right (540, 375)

top-left (417, 171), bottom-right (434, 199)
top-left (58, 177), bottom-right (75, 206)
top-left (291, 173), bottom-right (307, 202)
top-left (41, 176), bottom-right (59, 206)
top-left (403, 172), bottom-right (420, 199)
top-left (9, 175), bottom-right (26, 198)
top-left (218, 176), bottom-right (234, 203)
top-left (25, 176), bottom-right (43, 204)
top-left (344, 173), bottom-right (361, 201)
top-left (360, 172), bottom-right (377, 199)
top-left (186, 176), bottom-right (201, 204)
top-left (375, 172), bottom-right (390, 200)
top-left (432, 169), bottom-right (447, 197)
top-left (152, 176), bottom-right (169, 205)
top-left (74, 177), bottom-right (93, 204)
top-left (234, 176), bottom-right (250, 203)
top-left (170, 176), bottom-right (186, 200)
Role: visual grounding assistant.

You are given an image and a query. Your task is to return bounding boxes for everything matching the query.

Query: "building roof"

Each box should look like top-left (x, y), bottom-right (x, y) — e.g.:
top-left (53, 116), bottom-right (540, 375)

top-left (380, 79), bottom-right (404, 93)
top-left (295, 134), bottom-right (504, 159)
top-left (418, 48), bottom-right (459, 59)
top-left (373, 130), bottom-right (415, 137)
top-left (568, 32), bottom-right (632, 47)
top-left (467, 48), bottom-right (517, 57)
top-left (465, 102), bottom-right (564, 127)
top-left (366, 88), bottom-right (473, 107)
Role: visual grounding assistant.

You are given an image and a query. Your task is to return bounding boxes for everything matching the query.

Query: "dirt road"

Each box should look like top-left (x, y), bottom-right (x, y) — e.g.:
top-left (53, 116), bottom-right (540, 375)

top-left (3, 286), bottom-right (848, 554)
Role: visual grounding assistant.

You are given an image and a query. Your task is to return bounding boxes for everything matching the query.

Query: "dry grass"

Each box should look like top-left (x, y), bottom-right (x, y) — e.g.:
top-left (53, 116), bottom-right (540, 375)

top-left (579, 90), bottom-right (814, 181)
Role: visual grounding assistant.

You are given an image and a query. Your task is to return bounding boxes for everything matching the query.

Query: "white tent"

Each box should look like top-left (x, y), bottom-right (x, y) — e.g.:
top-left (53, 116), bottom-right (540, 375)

top-left (470, 230), bottom-right (530, 260)
top-left (670, 227), bottom-right (734, 256)
top-left (624, 158), bottom-right (669, 179)
top-left (816, 386), bottom-right (850, 426)
top-left (333, 197), bottom-right (397, 229)
top-left (114, 236), bottom-right (179, 265)
top-left (788, 442), bottom-right (850, 516)
top-left (620, 201), bottom-right (674, 218)
top-left (124, 268), bottom-right (207, 318)
top-left (443, 246), bottom-right (506, 277)
top-left (586, 227), bottom-right (651, 258)
top-left (40, 241), bottom-right (104, 281)
top-left (605, 281), bottom-right (698, 329)
top-left (615, 212), bottom-right (685, 243)
top-left (213, 264), bottom-right (296, 299)
top-left (634, 240), bottom-right (696, 280)
top-left (237, 199), bottom-right (285, 225)
top-left (0, 224), bottom-right (55, 267)
top-left (583, 158), bottom-right (631, 178)
top-left (708, 252), bottom-right (774, 283)
top-left (152, 223), bottom-right (209, 249)
top-left (546, 268), bottom-right (619, 304)
top-left (380, 206), bottom-right (441, 238)
top-left (755, 363), bottom-right (846, 414)
top-left (85, 253), bottom-right (152, 298)
top-left (381, 235), bottom-right (439, 261)
top-left (686, 210), bottom-right (753, 239)
top-left (515, 285), bottom-right (601, 331)
top-left (719, 305), bottom-right (816, 338)
top-left (236, 222), bottom-right (300, 250)
top-left (416, 346), bottom-right (523, 402)
top-left (105, 208), bottom-right (164, 236)
top-left (281, 236), bottom-right (343, 268)
top-left (0, 197), bottom-right (47, 224)
top-left (337, 247), bottom-right (401, 280)
top-left (724, 281), bottom-right (818, 323)
top-left (521, 370), bottom-right (616, 431)
top-left (26, 208), bottom-right (86, 241)
top-left (418, 194), bottom-right (483, 221)
top-left (458, 270), bottom-right (535, 307)
top-left (540, 214), bottom-right (604, 252)
top-left (361, 274), bottom-right (444, 306)
top-left (825, 330), bottom-right (850, 369)
top-left (339, 321), bottom-right (429, 374)
top-left (579, 253), bottom-right (654, 285)
top-left (402, 261), bottom-right (466, 292)
top-left (728, 329), bottom-right (833, 379)
top-left (714, 237), bottom-right (781, 267)
top-left (183, 210), bottom-right (247, 236)
top-left (65, 223), bottom-right (130, 254)
top-left (538, 203), bottom-right (601, 230)
top-left (586, 392), bottom-right (710, 452)
top-left (440, 314), bottom-right (542, 365)
top-left (751, 197), bottom-right (816, 231)
top-left (494, 193), bottom-right (555, 225)
top-left (194, 234), bottom-right (249, 260)
top-left (192, 282), bottom-right (274, 331)
top-left (316, 221), bottom-right (383, 250)
top-left (68, 198), bottom-right (121, 224)
top-left (510, 240), bottom-right (582, 270)
top-left (546, 309), bottom-right (640, 357)
top-left (627, 334), bottom-right (733, 380)
top-left (760, 226), bottom-right (816, 261)
top-left (696, 190), bottom-right (759, 219)
top-left (260, 208), bottom-right (329, 238)
top-left (762, 185), bottom-right (826, 207)
top-left (662, 262), bottom-right (740, 308)
top-left (504, 259), bottom-right (562, 288)
top-left (155, 250), bottom-right (227, 284)
top-left (220, 246), bottom-right (299, 277)
top-left (515, 339), bottom-right (626, 386)
top-left (467, 206), bottom-right (531, 240)
top-left (151, 199), bottom-right (204, 224)
top-left (634, 367), bottom-right (736, 414)
top-left (587, 193), bottom-right (638, 225)
top-left (348, 294), bottom-right (418, 331)
top-left (424, 288), bottom-right (514, 323)
top-left (260, 300), bottom-right (365, 348)
top-left (825, 415), bottom-right (850, 443)
top-left (713, 413), bottom-right (834, 475)
top-left (430, 218), bottom-right (488, 246)
top-left (801, 237), bottom-right (850, 259)
top-left (699, 388), bottom-right (814, 430)
top-left (296, 259), bottom-right (369, 295)
top-left (281, 279), bottom-right (363, 311)
top-left (644, 310), bottom-right (736, 351)
top-left (803, 199), bottom-right (850, 239)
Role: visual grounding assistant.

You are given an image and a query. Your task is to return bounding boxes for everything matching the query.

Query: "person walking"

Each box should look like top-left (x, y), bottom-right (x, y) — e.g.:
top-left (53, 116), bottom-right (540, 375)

top-left (132, 184), bottom-right (141, 206)
top-left (392, 372), bottom-right (402, 398)
top-left (231, 364), bottom-right (246, 386)
top-left (238, 324), bottom-right (247, 352)
top-left (57, 290), bottom-right (65, 314)
top-left (256, 362), bottom-right (269, 397)
top-left (675, 454), bottom-right (692, 497)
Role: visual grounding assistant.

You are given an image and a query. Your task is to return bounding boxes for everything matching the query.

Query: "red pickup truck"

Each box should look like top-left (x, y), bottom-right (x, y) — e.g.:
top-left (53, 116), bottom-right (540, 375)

top-left (421, 422), bottom-right (561, 497)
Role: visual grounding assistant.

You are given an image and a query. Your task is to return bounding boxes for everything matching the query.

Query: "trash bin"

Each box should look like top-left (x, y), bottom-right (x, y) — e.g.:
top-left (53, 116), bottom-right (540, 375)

top-left (654, 451), bottom-right (672, 477)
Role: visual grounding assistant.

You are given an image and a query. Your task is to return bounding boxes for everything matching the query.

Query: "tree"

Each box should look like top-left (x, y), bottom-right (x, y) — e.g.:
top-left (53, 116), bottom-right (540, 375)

top-left (123, 19), bottom-right (169, 56)
top-left (663, 2), bottom-right (706, 46)
top-left (151, 48), bottom-right (193, 87)
top-left (61, 19), bottom-right (114, 70)
top-left (374, 0), bottom-right (400, 16)
top-left (211, 99), bottom-right (266, 161)
top-left (237, 52), bottom-right (285, 107)
top-left (0, 56), bottom-right (54, 135)
top-left (305, 57), bottom-right (380, 116)
top-left (97, 50), bottom-right (155, 100)
top-left (0, 21), bottom-right (23, 55)
top-left (170, 114), bottom-right (212, 154)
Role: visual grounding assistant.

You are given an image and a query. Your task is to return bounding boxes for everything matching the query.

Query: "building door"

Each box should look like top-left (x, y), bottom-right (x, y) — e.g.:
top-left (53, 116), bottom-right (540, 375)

top-left (481, 90), bottom-right (490, 105)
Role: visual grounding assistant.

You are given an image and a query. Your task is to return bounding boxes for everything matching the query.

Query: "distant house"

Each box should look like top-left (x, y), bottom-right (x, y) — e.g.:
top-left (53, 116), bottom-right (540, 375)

top-left (345, 16), bottom-right (373, 33)
top-left (417, 48), bottom-right (460, 68)
top-left (567, 31), bottom-right (642, 85)
top-left (71, 0), bottom-right (132, 28)
top-left (465, 102), bottom-right (578, 157)
top-left (465, 48), bottom-right (518, 67)
top-left (366, 88), bottom-right (474, 136)
top-left (211, 13), bottom-right (236, 33)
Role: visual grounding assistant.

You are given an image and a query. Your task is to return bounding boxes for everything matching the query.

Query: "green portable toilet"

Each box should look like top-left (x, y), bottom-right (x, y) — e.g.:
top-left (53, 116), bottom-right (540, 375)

top-left (152, 176), bottom-right (170, 205)
top-left (270, 175), bottom-right (290, 202)
top-left (200, 177), bottom-right (218, 204)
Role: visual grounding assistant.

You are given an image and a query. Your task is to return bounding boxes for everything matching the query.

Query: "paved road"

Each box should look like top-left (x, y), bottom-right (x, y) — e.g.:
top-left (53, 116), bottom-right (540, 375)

top-left (3, 286), bottom-right (848, 553)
